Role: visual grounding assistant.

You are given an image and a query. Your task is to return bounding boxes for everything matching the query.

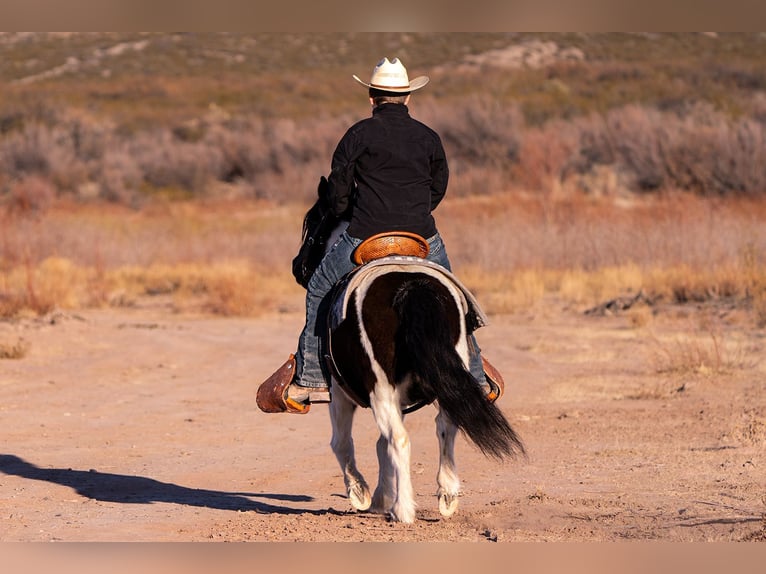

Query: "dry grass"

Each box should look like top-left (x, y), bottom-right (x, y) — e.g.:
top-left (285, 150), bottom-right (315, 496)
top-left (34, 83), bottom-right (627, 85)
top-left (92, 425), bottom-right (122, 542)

top-left (458, 262), bottom-right (766, 320)
top-left (649, 327), bottom-right (746, 377)
top-left (0, 337), bottom-right (29, 359)
top-left (733, 409), bottom-right (766, 448)
top-left (1, 193), bottom-right (765, 323)
top-left (1, 259), bottom-right (301, 319)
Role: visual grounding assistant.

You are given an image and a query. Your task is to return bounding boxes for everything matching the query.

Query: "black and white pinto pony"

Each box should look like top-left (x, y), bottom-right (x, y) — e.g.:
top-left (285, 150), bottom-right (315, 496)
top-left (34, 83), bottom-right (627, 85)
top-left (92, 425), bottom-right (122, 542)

top-left (294, 180), bottom-right (525, 523)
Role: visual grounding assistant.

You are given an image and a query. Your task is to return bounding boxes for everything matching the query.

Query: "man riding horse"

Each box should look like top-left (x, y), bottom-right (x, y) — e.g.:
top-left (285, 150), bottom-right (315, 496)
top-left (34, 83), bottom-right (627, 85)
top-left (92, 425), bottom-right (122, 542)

top-left (257, 57), bottom-right (505, 414)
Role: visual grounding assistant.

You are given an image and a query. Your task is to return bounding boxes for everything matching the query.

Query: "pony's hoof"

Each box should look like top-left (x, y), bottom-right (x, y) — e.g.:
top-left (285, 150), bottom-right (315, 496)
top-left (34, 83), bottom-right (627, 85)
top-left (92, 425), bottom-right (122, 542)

top-left (438, 493), bottom-right (459, 517)
top-left (391, 509), bottom-right (416, 524)
top-left (348, 482), bottom-right (371, 511)
top-left (370, 493), bottom-right (394, 515)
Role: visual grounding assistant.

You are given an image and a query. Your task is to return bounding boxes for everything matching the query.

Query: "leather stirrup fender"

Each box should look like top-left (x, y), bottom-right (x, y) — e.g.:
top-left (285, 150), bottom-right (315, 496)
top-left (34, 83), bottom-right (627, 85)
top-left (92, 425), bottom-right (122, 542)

top-left (353, 231), bottom-right (429, 265)
top-left (256, 354), bottom-right (310, 414)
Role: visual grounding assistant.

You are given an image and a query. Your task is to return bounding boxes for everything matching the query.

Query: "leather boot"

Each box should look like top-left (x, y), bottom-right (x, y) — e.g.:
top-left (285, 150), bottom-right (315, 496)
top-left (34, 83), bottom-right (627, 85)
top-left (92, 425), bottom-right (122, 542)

top-left (481, 356), bottom-right (505, 403)
top-left (256, 354), bottom-right (331, 414)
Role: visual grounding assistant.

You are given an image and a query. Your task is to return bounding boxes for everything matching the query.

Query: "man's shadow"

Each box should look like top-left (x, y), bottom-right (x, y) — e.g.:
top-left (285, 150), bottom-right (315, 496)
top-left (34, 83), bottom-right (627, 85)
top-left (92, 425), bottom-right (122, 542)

top-left (0, 454), bottom-right (334, 515)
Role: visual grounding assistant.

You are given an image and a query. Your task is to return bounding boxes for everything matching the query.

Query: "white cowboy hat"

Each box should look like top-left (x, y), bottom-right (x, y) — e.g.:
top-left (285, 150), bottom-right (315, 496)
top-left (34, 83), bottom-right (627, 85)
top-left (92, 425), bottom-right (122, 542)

top-left (352, 57), bottom-right (429, 93)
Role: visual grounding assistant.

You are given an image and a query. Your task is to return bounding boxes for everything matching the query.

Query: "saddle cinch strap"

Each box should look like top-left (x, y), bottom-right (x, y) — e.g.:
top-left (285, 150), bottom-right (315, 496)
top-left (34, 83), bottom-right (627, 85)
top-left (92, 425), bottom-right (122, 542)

top-left (353, 231), bottom-right (429, 265)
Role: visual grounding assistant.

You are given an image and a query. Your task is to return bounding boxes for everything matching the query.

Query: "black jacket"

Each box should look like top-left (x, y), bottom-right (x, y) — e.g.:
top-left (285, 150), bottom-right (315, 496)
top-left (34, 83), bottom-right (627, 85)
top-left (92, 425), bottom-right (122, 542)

top-left (327, 103), bottom-right (449, 240)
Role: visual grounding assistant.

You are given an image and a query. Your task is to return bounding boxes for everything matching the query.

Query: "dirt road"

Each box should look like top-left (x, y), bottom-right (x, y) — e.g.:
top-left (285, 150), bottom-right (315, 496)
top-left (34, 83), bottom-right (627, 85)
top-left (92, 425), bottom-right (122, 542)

top-left (1, 297), bottom-right (764, 542)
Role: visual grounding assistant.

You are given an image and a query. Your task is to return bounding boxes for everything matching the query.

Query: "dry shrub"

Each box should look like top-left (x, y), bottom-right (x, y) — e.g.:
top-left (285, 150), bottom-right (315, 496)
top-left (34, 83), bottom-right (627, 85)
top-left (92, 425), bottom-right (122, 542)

top-left (0, 198), bottom-right (303, 273)
top-left (459, 266), bottom-right (546, 315)
top-left (644, 264), bottom-right (754, 304)
top-left (463, 263), bottom-right (645, 315)
top-left (202, 117), bottom-right (338, 201)
top-left (559, 105), bottom-right (667, 192)
top-left (660, 108), bottom-right (766, 196)
top-left (459, 256), bottom-right (765, 322)
top-left (740, 242), bottom-right (766, 327)
top-left (0, 256), bottom-right (299, 319)
top-left (570, 103), bottom-right (766, 196)
top-left (753, 288), bottom-right (766, 329)
top-left (605, 105), bottom-right (668, 191)
top-left (33, 257), bottom-right (88, 309)
top-left (442, 163), bottom-right (512, 198)
top-left (509, 270), bottom-right (547, 309)
top-left (0, 337), bottom-right (30, 359)
top-left (202, 262), bottom-right (296, 317)
top-left (131, 131), bottom-right (224, 197)
top-left (4, 174), bottom-right (56, 214)
top-left (648, 315), bottom-right (753, 376)
top-left (422, 95), bottom-right (524, 171)
top-left (97, 148), bottom-right (143, 203)
top-left (0, 256), bottom-right (89, 317)
top-left (0, 120), bottom-right (97, 195)
top-left (59, 108), bottom-right (114, 163)
top-left (202, 263), bottom-right (259, 316)
top-left (0, 111), bottom-right (343, 205)
top-left (0, 261), bottom-right (184, 317)
top-left (2, 96), bottom-right (765, 205)
top-left (627, 306), bottom-right (653, 328)
top-left (111, 263), bottom-right (206, 297)
top-left (557, 264), bottom-right (644, 306)
top-left (0, 293), bottom-right (26, 318)
top-left (0, 125), bottom-right (54, 176)
top-left (513, 119), bottom-right (580, 193)
top-left (108, 261), bottom-right (298, 317)
top-left (557, 268), bottom-right (591, 304)
top-left (734, 409), bottom-right (766, 447)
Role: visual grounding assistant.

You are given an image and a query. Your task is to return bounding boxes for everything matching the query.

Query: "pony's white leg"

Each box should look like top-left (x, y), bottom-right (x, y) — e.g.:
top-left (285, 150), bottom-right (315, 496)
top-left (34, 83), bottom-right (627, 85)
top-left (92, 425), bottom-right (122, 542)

top-left (369, 382), bottom-right (415, 523)
top-left (370, 432), bottom-right (395, 513)
top-left (329, 387), bottom-right (371, 511)
top-left (435, 407), bottom-right (460, 517)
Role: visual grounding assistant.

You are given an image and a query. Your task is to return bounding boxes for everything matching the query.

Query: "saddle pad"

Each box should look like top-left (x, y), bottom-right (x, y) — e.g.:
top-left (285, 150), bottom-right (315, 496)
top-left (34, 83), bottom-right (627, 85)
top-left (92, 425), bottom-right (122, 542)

top-left (329, 256), bottom-right (488, 332)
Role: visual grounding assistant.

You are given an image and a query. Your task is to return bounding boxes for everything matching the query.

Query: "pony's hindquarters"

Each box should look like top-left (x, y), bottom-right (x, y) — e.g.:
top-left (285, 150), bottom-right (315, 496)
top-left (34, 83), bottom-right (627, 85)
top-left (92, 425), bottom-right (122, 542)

top-left (389, 275), bottom-right (525, 461)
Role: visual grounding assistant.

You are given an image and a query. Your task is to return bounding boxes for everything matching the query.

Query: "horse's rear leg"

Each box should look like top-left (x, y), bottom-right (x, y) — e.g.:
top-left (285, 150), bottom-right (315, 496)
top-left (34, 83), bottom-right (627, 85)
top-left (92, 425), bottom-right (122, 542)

top-left (329, 388), bottom-right (371, 511)
top-left (435, 408), bottom-right (460, 517)
top-left (370, 383), bottom-right (416, 523)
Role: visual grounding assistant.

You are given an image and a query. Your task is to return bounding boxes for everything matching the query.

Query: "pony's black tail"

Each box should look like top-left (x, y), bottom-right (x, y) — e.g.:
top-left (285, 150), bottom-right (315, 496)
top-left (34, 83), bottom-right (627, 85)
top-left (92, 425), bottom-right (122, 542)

top-left (393, 277), bottom-right (525, 460)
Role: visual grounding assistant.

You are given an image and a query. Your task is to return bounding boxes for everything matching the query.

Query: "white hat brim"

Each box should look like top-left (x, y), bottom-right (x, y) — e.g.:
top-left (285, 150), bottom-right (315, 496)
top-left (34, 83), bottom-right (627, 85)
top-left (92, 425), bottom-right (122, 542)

top-left (352, 74), bottom-right (429, 92)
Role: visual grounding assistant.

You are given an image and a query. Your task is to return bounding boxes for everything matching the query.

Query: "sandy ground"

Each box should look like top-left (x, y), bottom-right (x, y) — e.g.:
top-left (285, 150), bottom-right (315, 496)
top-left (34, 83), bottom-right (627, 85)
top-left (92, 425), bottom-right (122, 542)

top-left (1, 296), bottom-right (765, 543)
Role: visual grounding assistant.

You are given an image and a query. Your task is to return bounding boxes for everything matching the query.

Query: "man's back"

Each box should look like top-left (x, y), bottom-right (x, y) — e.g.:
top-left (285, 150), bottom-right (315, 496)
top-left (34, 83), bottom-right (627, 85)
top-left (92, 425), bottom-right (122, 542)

top-left (328, 103), bottom-right (449, 241)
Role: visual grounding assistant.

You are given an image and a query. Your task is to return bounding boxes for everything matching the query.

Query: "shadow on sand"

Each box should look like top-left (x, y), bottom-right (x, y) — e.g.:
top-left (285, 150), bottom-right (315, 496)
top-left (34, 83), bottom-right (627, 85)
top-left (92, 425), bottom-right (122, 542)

top-left (0, 453), bottom-right (339, 516)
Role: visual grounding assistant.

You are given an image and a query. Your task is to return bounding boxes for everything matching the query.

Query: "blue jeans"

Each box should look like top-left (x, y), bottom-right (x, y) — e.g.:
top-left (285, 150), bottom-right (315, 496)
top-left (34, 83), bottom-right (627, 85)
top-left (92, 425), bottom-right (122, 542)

top-left (294, 231), bottom-right (486, 387)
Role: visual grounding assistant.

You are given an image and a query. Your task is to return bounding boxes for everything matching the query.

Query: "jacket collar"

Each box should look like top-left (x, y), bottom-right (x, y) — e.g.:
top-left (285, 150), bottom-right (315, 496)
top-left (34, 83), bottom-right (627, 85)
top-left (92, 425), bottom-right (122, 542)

top-left (372, 103), bottom-right (409, 117)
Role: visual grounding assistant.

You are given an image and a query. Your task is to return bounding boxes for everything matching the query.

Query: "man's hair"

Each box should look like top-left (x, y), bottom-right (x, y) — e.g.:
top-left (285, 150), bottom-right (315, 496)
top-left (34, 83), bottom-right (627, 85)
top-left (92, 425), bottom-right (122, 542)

top-left (369, 88), bottom-right (410, 106)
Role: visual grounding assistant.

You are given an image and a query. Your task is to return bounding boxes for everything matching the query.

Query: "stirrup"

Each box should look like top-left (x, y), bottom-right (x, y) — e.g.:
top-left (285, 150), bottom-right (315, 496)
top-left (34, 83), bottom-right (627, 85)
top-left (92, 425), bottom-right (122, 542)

top-left (352, 231), bottom-right (429, 265)
top-left (256, 354), bottom-right (331, 414)
top-left (482, 356), bottom-right (505, 403)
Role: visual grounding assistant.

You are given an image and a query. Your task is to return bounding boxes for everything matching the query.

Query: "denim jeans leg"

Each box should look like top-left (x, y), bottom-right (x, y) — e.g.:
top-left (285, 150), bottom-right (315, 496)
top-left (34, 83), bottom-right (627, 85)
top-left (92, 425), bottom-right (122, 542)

top-left (294, 231), bottom-right (360, 388)
top-left (467, 333), bottom-right (487, 384)
top-left (425, 232), bottom-right (452, 271)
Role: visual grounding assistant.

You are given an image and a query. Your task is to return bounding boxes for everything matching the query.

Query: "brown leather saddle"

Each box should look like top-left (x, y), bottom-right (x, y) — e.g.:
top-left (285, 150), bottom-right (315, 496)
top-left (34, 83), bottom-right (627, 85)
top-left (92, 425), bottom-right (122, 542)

top-left (352, 231), bottom-right (430, 265)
